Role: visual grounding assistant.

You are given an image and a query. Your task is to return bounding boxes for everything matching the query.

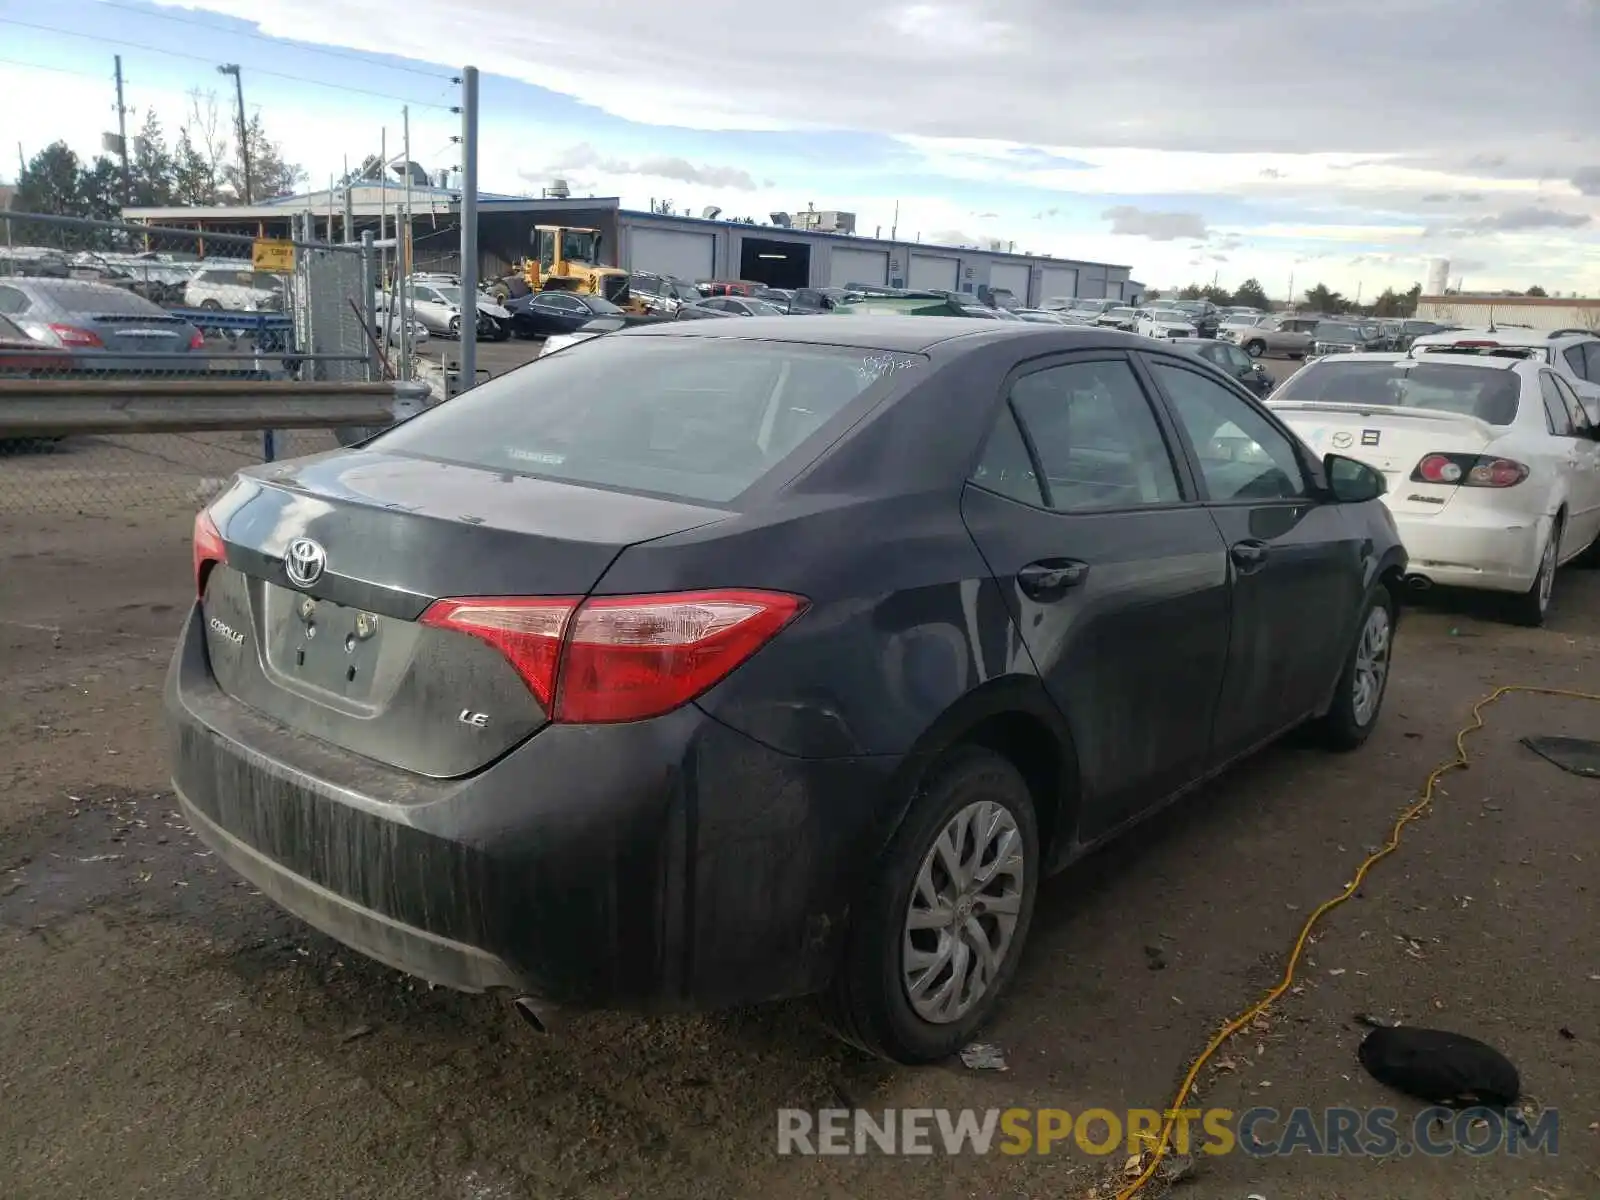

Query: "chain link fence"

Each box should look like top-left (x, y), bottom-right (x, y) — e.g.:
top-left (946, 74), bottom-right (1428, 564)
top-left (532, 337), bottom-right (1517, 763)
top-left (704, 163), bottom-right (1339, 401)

top-left (1, 211), bottom-right (396, 517)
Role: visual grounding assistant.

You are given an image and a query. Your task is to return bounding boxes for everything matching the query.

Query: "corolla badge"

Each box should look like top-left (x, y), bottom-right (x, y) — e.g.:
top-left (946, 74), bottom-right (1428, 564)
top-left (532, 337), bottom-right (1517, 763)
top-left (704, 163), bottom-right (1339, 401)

top-left (284, 537), bottom-right (327, 588)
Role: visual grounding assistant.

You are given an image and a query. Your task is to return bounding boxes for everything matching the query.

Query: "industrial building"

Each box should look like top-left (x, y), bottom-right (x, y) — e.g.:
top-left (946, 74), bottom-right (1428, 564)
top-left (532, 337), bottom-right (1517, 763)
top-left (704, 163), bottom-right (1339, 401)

top-left (125, 182), bottom-right (1142, 305)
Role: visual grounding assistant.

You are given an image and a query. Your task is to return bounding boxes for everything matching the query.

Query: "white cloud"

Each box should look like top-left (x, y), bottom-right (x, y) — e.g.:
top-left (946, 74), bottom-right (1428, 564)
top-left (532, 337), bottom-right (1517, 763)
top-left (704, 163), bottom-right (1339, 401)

top-left (5, 0), bottom-right (1597, 296)
top-left (1101, 206), bottom-right (1208, 242)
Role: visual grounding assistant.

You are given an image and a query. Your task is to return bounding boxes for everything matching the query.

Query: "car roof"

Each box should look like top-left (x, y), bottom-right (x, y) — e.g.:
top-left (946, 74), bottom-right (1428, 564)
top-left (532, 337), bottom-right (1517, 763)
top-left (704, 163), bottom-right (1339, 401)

top-left (619, 314), bottom-right (1152, 353)
top-left (6, 277), bottom-right (135, 295)
top-left (1410, 326), bottom-right (1584, 348)
top-left (1304, 350), bottom-right (1523, 371)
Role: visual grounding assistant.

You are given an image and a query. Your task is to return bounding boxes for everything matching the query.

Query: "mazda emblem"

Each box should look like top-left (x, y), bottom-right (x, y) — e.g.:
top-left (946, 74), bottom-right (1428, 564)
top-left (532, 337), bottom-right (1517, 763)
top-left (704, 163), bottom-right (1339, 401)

top-left (284, 537), bottom-right (327, 588)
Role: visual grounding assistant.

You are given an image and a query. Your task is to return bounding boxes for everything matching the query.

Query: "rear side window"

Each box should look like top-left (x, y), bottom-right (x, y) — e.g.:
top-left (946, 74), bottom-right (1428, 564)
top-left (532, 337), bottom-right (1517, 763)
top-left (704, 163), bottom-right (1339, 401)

top-left (1002, 359), bottom-right (1181, 511)
top-left (1540, 373), bottom-right (1576, 436)
top-left (969, 406), bottom-right (1043, 506)
top-left (371, 337), bottom-right (925, 503)
top-left (1584, 343), bottom-right (1600, 382)
top-left (1274, 359), bottom-right (1521, 425)
top-left (1551, 374), bottom-right (1592, 433)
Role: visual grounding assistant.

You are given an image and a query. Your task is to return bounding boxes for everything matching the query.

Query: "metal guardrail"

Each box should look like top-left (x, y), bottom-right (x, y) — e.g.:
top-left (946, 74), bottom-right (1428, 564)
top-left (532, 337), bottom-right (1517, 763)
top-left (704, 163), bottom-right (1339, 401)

top-left (0, 379), bottom-right (431, 439)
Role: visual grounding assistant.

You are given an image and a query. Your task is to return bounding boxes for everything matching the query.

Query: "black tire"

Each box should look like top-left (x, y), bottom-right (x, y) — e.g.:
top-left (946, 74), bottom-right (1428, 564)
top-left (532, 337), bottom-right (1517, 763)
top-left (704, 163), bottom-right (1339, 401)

top-left (1244, 340), bottom-right (1266, 358)
top-left (1314, 586), bottom-right (1397, 751)
top-left (491, 320), bottom-right (510, 342)
top-left (1507, 519), bottom-right (1561, 627)
top-left (200, 299), bottom-right (222, 311)
top-left (820, 746), bottom-right (1040, 1064)
top-left (447, 315), bottom-right (461, 338)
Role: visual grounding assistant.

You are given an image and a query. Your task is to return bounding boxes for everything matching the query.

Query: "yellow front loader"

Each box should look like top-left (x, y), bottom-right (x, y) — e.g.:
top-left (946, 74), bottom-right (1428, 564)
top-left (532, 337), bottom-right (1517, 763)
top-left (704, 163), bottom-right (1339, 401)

top-left (491, 226), bottom-right (644, 312)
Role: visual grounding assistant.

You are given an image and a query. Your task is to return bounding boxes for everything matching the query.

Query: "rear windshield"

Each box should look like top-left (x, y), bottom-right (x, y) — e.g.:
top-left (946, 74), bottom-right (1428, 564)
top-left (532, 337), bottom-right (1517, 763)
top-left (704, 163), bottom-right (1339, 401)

top-left (371, 336), bottom-right (926, 503)
top-left (1274, 359), bottom-right (1521, 424)
top-left (57, 286), bottom-right (167, 316)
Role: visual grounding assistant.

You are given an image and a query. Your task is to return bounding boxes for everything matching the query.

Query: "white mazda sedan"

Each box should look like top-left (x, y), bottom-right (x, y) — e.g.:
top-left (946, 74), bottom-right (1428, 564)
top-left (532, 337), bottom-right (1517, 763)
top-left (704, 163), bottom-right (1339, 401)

top-left (1269, 352), bottom-right (1600, 624)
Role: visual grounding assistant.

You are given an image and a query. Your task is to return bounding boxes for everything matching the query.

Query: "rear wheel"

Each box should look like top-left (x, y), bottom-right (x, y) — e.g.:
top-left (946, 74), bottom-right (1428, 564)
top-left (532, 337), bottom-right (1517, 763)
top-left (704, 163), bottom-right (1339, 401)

top-left (447, 315), bottom-right (461, 338)
top-left (1508, 521), bottom-right (1560, 627)
top-left (1314, 587), bottom-right (1395, 751)
top-left (821, 746), bottom-right (1039, 1064)
top-left (1244, 340), bottom-right (1266, 358)
top-left (200, 299), bottom-right (222, 311)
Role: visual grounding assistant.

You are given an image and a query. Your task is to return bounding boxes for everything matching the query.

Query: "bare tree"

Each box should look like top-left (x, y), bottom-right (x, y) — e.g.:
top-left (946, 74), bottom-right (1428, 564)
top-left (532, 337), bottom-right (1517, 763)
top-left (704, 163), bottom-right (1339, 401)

top-left (184, 89), bottom-right (230, 181)
top-left (1577, 304), bottom-right (1600, 332)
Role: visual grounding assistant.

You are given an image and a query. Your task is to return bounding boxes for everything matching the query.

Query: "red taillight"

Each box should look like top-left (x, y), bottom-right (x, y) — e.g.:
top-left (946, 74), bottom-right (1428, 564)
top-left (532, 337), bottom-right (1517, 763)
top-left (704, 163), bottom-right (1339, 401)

top-left (420, 597), bottom-right (577, 710)
top-left (193, 509), bottom-right (226, 598)
top-left (1411, 453), bottom-right (1528, 488)
top-left (48, 323), bottom-right (104, 348)
top-left (421, 589), bottom-right (807, 724)
top-left (188, 328), bottom-right (205, 351)
top-left (1414, 453), bottom-right (1465, 484)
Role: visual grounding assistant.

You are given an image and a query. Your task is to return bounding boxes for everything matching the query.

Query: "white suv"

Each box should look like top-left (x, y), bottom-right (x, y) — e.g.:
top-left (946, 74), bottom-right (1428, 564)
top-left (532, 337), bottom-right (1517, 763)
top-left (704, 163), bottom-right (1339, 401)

top-left (1409, 328), bottom-right (1600, 423)
top-left (184, 266), bottom-right (285, 312)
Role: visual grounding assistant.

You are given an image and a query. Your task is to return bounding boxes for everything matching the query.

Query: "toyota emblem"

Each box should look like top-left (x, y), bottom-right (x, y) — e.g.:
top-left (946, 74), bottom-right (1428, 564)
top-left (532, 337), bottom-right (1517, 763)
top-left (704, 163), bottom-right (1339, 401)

top-left (284, 537), bottom-right (327, 588)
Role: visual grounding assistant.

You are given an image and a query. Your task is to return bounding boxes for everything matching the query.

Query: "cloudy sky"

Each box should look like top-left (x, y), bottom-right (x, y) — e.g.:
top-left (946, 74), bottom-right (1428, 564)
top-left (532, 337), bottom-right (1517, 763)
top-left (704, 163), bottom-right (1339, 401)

top-left (3, 0), bottom-right (1599, 297)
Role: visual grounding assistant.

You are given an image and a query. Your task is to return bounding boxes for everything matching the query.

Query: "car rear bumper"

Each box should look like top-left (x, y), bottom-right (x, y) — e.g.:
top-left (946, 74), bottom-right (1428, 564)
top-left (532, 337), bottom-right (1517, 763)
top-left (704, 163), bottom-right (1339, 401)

top-left (165, 606), bottom-right (896, 1010)
top-left (1392, 509), bottom-right (1549, 593)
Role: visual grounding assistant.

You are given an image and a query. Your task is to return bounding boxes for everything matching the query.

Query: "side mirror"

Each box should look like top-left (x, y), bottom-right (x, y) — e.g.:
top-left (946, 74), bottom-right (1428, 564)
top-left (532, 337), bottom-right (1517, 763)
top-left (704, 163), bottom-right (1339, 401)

top-left (1323, 453), bottom-right (1386, 503)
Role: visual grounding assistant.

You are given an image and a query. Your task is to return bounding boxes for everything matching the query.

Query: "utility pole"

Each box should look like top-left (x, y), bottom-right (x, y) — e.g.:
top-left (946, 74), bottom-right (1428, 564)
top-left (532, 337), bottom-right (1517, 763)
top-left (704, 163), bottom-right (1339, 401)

top-left (401, 104), bottom-right (412, 380)
top-left (113, 55), bottom-right (132, 206)
top-left (458, 65), bottom-right (479, 392)
top-left (217, 64), bottom-right (251, 203)
top-left (342, 154), bottom-right (353, 243)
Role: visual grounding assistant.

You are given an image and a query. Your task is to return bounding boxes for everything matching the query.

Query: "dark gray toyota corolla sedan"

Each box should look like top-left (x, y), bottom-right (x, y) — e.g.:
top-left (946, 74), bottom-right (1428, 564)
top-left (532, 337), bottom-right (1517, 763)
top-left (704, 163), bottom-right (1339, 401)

top-left (167, 316), bottom-right (1405, 1063)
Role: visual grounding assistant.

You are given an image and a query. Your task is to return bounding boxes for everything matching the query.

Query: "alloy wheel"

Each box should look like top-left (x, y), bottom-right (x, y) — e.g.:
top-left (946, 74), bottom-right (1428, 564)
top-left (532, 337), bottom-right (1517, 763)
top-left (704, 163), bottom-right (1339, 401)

top-left (902, 800), bottom-right (1026, 1024)
top-left (1538, 535), bottom-right (1558, 613)
top-left (1351, 603), bottom-right (1392, 728)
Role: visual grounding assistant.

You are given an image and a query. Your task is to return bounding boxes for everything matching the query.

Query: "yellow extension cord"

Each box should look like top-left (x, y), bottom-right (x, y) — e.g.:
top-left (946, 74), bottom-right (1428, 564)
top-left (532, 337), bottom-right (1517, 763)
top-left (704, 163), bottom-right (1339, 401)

top-left (1116, 683), bottom-right (1600, 1199)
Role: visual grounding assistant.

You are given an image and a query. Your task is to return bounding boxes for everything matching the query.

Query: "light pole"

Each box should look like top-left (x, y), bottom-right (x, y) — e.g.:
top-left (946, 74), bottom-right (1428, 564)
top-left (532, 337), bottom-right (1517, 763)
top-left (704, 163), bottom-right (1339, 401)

top-left (216, 63), bottom-right (252, 204)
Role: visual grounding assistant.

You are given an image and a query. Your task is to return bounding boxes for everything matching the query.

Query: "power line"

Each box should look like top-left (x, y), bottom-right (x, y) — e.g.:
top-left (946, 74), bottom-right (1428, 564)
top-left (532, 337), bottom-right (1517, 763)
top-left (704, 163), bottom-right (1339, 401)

top-left (86, 0), bottom-right (457, 82)
top-left (0, 55), bottom-right (110, 82)
top-left (0, 18), bottom-right (454, 109)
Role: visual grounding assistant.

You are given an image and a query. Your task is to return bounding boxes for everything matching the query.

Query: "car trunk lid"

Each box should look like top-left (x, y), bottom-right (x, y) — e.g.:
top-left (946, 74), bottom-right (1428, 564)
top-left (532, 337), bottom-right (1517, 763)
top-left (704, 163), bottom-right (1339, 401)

top-left (83, 312), bottom-right (191, 354)
top-left (199, 450), bottom-right (729, 777)
top-left (1269, 400), bottom-right (1503, 517)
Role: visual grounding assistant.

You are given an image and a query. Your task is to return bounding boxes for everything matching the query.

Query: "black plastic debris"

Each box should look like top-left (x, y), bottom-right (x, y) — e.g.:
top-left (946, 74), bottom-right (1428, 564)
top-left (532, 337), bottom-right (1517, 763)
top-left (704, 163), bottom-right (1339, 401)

top-left (1520, 735), bottom-right (1600, 778)
top-left (1358, 1026), bottom-right (1520, 1108)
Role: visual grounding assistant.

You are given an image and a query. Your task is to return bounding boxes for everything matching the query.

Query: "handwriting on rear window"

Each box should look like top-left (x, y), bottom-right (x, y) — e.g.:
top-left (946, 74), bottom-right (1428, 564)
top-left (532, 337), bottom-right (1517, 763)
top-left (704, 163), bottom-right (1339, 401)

top-left (856, 353), bottom-right (920, 385)
top-left (508, 448), bottom-right (567, 466)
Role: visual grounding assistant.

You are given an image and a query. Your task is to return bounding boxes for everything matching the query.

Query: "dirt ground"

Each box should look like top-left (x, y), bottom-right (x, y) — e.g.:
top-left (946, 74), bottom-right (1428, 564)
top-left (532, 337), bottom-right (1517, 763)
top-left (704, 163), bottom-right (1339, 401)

top-left (4, 440), bottom-right (1600, 1200)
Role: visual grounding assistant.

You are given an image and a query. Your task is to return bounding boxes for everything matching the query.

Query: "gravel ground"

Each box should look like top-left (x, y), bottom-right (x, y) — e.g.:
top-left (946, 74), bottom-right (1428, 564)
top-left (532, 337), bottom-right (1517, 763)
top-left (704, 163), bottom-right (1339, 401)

top-left (3, 396), bottom-right (1599, 1200)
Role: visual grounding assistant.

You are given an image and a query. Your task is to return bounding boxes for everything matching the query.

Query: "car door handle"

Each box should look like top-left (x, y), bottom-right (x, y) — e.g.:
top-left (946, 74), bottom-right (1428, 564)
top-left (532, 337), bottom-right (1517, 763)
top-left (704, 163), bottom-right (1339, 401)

top-left (1017, 559), bottom-right (1089, 601)
top-left (1230, 540), bottom-right (1270, 572)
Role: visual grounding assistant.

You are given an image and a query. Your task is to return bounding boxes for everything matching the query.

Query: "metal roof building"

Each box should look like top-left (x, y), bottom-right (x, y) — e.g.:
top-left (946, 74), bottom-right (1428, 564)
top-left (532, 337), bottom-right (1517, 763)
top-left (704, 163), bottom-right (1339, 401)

top-left (125, 186), bottom-right (1140, 304)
